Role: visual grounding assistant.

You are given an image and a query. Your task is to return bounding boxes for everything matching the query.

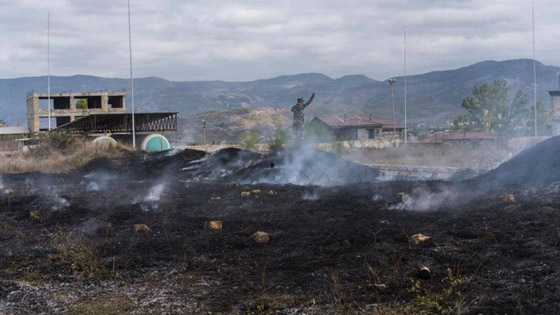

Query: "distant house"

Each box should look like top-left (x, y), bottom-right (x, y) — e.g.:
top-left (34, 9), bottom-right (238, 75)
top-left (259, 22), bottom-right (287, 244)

top-left (308, 114), bottom-right (404, 141)
top-left (0, 126), bottom-right (29, 152)
top-left (0, 126), bottom-right (29, 141)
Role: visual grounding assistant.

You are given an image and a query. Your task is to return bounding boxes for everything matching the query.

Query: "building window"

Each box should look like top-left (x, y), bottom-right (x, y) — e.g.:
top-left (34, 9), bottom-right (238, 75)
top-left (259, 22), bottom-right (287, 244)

top-left (367, 129), bottom-right (375, 139)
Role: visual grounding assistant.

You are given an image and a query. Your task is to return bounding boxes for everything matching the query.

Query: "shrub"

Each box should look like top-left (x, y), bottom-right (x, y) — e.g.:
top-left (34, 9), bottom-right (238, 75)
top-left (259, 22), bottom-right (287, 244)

top-left (331, 140), bottom-right (347, 154)
top-left (32, 131), bottom-right (85, 156)
top-left (0, 135), bottom-right (132, 173)
top-left (48, 229), bottom-right (107, 278)
top-left (268, 128), bottom-right (289, 151)
top-left (240, 130), bottom-right (259, 151)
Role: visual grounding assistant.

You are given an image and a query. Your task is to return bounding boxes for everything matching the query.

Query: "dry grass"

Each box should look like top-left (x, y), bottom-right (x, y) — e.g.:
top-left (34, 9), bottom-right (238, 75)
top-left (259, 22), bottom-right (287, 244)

top-left (343, 145), bottom-right (508, 169)
top-left (70, 295), bottom-right (135, 315)
top-left (48, 229), bottom-right (107, 278)
top-left (0, 139), bottom-right (132, 174)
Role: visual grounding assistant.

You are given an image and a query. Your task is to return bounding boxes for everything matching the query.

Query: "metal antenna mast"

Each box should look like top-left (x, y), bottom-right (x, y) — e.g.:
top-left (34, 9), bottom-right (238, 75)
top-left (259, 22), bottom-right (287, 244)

top-left (128, 0), bottom-right (136, 148)
top-left (47, 12), bottom-right (51, 131)
top-left (404, 30), bottom-right (407, 144)
top-left (387, 78), bottom-right (397, 136)
top-left (532, 6), bottom-right (537, 137)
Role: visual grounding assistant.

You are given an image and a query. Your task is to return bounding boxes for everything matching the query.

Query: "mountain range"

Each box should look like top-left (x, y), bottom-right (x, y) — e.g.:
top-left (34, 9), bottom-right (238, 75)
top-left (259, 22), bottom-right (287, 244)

top-left (0, 59), bottom-right (558, 126)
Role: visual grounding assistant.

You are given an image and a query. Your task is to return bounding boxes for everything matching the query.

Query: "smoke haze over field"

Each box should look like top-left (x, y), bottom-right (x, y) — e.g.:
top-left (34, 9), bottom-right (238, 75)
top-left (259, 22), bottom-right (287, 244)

top-left (1, 1), bottom-right (560, 81)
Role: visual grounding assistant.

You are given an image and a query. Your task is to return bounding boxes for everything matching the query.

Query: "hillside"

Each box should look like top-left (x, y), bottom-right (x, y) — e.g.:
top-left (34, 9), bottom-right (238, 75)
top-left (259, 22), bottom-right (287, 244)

top-left (0, 59), bottom-right (558, 125)
top-left (167, 107), bottom-right (291, 145)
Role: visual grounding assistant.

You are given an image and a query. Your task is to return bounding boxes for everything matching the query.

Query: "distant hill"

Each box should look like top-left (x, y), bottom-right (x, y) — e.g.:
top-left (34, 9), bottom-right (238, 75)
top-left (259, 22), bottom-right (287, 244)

top-left (0, 59), bottom-right (558, 126)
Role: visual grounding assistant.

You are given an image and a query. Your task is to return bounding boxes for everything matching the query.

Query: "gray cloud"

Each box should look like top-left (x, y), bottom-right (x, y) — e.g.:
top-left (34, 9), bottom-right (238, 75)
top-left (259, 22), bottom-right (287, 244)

top-left (0, 0), bottom-right (558, 81)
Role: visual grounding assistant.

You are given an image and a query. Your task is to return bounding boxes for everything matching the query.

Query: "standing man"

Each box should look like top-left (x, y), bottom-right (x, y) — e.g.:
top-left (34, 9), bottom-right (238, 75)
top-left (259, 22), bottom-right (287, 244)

top-left (291, 92), bottom-right (315, 140)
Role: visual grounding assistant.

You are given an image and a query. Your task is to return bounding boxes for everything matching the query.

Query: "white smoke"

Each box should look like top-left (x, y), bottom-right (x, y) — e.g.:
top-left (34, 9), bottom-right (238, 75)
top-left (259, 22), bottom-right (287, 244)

top-left (246, 143), bottom-right (378, 186)
top-left (302, 190), bottom-right (320, 200)
top-left (87, 182), bottom-right (100, 191)
top-left (390, 187), bottom-right (455, 211)
top-left (52, 195), bottom-right (70, 210)
top-left (145, 183), bottom-right (165, 202)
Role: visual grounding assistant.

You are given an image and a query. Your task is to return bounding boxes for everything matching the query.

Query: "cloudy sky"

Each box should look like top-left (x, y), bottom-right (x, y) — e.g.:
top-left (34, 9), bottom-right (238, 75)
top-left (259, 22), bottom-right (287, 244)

top-left (0, 0), bottom-right (558, 81)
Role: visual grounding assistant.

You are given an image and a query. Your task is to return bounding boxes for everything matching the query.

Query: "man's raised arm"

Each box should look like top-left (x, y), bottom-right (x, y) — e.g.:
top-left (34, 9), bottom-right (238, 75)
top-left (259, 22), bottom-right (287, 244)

top-left (305, 92), bottom-right (316, 107)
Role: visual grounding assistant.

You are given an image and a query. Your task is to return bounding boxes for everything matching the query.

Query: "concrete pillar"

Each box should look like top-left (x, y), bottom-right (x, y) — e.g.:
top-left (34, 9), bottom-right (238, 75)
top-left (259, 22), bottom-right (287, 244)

top-left (26, 95), bottom-right (39, 133)
top-left (550, 94), bottom-right (560, 136)
top-left (101, 93), bottom-right (109, 111)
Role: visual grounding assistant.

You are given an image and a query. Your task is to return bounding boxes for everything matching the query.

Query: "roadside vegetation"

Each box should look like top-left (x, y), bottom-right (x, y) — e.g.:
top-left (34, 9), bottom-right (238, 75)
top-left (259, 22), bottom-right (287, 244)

top-left (0, 132), bottom-right (131, 173)
top-left (453, 80), bottom-right (549, 136)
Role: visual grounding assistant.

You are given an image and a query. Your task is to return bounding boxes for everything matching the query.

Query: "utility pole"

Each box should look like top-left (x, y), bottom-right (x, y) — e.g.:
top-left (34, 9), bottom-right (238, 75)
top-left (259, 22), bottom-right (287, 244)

top-left (532, 6), bottom-right (538, 137)
top-left (403, 30), bottom-right (407, 144)
top-left (202, 119), bottom-right (207, 144)
top-left (387, 78), bottom-right (397, 136)
top-left (128, 0), bottom-right (136, 149)
top-left (47, 12), bottom-right (51, 131)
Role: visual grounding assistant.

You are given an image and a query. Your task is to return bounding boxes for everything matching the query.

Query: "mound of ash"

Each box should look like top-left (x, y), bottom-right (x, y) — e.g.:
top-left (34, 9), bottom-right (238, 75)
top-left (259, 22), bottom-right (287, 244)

top-left (72, 145), bottom-right (379, 186)
top-left (235, 149), bottom-right (379, 186)
top-left (77, 148), bottom-right (206, 178)
top-left (469, 136), bottom-right (560, 190)
top-left (194, 146), bottom-right (380, 186)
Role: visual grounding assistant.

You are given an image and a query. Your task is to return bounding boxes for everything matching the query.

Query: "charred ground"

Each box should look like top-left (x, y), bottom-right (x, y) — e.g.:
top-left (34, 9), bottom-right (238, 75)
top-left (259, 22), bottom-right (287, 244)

top-left (1, 141), bottom-right (560, 314)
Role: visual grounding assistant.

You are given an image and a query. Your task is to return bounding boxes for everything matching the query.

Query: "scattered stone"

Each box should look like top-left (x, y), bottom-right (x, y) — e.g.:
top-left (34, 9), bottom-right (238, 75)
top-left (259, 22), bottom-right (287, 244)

top-left (409, 234), bottom-right (431, 245)
top-left (133, 224), bottom-right (151, 232)
top-left (397, 192), bottom-right (408, 200)
top-left (499, 194), bottom-right (515, 203)
top-left (418, 266), bottom-right (431, 279)
top-left (29, 210), bottom-right (39, 220)
top-left (205, 221), bottom-right (223, 231)
top-left (373, 283), bottom-right (387, 290)
top-left (251, 231), bottom-right (269, 243)
top-left (101, 223), bottom-right (114, 236)
top-left (193, 177), bottom-right (200, 183)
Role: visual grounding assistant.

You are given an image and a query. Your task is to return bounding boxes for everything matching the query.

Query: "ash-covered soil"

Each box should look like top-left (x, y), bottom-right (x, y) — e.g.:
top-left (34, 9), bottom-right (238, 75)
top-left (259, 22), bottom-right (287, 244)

top-left (1, 144), bottom-right (560, 314)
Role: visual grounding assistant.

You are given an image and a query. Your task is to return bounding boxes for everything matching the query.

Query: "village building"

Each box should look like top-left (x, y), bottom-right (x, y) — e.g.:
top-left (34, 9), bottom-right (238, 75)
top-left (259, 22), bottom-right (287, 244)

top-left (549, 75), bottom-right (560, 136)
top-left (0, 126), bottom-right (29, 152)
top-left (26, 91), bottom-right (126, 133)
top-left (308, 114), bottom-right (404, 141)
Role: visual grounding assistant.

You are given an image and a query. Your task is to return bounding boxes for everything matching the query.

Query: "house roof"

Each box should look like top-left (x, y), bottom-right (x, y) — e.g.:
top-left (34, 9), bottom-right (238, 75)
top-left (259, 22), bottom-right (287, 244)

top-left (422, 132), bottom-right (497, 142)
top-left (0, 126), bottom-right (29, 135)
top-left (313, 115), bottom-right (404, 129)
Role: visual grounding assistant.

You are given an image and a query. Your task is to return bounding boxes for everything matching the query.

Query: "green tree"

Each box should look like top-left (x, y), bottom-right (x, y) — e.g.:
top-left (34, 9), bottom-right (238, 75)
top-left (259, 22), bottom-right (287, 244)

top-left (526, 99), bottom-right (549, 136)
top-left (240, 130), bottom-right (259, 151)
top-left (455, 80), bottom-right (530, 135)
top-left (76, 99), bottom-right (88, 109)
top-left (452, 114), bottom-right (473, 134)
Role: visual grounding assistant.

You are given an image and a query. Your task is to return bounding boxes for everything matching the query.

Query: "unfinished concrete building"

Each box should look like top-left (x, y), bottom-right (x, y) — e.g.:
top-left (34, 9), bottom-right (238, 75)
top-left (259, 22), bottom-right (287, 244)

top-left (26, 91), bottom-right (126, 133)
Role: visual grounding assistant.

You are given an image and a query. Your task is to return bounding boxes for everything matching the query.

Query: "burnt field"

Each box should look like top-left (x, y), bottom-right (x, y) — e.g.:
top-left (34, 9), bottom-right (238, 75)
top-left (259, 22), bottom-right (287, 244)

top-left (2, 139), bottom-right (560, 314)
